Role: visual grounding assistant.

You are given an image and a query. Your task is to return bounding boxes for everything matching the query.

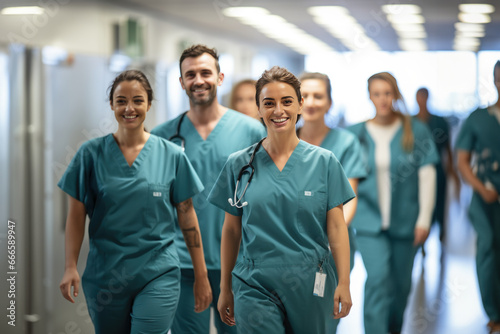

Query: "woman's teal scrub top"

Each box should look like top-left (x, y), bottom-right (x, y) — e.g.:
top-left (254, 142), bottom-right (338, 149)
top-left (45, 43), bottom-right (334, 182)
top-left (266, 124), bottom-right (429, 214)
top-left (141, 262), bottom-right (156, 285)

top-left (151, 110), bottom-right (266, 269)
top-left (456, 107), bottom-right (500, 191)
top-left (320, 128), bottom-right (367, 180)
top-left (58, 134), bottom-right (203, 286)
top-left (348, 119), bottom-right (440, 237)
top-left (208, 140), bottom-right (355, 265)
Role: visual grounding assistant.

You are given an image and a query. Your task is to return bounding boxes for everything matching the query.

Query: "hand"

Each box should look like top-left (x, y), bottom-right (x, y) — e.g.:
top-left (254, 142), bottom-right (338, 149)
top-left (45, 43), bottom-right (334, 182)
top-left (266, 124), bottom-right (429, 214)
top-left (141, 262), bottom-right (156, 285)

top-left (217, 288), bottom-right (236, 326)
top-left (193, 276), bottom-right (212, 313)
top-left (480, 187), bottom-right (499, 204)
top-left (333, 283), bottom-right (352, 319)
top-left (60, 268), bottom-right (80, 303)
top-left (413, 227), bottom-right (430, 246)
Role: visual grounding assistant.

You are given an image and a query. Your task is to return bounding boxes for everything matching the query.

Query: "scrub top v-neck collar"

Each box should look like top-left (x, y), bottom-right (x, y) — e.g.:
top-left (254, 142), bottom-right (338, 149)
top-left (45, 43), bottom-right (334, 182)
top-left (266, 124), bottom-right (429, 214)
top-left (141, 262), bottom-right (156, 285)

top-left (257, 140), bottom-right (304, 178)
top-left (108, 133), bottom-right (153, 176)
top-left (182, 110), bottom-right (230, 143)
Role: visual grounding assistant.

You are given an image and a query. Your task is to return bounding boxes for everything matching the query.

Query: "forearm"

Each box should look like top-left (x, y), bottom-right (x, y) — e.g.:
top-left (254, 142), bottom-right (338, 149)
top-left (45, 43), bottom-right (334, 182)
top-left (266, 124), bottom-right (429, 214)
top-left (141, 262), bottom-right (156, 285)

top-left (327, 206), bottom-right (350, 285)
top-left (457, 150), bottom-right (486, 193)
top-left (220, 213), bottom-right (242, 291)
top-left (343, 179), bottom-right (359, 225)
top-left (177, 199), bottom-right (208, 278)
top-left (64, 196), bottom-right (86, 270)
top-left (415, 164), bottom-right (436, 230)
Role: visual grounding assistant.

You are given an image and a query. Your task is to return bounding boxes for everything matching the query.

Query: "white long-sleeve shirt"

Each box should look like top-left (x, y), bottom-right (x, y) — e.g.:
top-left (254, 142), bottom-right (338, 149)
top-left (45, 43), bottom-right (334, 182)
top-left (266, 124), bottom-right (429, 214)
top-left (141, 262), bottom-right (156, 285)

top-left (366, 119), bottom-right (436, 231)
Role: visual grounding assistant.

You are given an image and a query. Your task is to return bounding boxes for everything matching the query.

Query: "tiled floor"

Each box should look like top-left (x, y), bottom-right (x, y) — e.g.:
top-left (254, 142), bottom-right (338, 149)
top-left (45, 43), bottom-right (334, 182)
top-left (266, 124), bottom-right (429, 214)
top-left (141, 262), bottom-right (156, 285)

top-left (338, 187), bottom-right (491, 334)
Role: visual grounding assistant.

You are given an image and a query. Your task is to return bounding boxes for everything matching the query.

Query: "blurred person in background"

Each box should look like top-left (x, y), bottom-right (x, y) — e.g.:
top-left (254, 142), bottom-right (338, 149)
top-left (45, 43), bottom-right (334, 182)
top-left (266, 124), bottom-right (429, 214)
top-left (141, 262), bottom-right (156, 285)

top-left (456, 60), bottom-right (500, 334)
top-left (348, 72), bottom-right (439, 334)
top-left (415, 87), bottom-right (460, 246)
top-left (229, 79), bottom-right (260, 120)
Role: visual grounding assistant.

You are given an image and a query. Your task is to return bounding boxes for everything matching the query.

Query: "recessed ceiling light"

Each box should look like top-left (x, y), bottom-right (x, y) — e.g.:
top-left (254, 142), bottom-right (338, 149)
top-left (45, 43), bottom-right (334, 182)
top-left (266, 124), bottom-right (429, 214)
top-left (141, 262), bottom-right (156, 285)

top-left (458, 12), bottom-right (491, 23)
top-left (397, 30), bottom-right (427, 38)
top-left (307, 6), bottom-right (349, 18)
top-left (398, 39), bottom-right (427, 51)
top-left (456, 30), bottom-right (486, 38)
top-left (225, 7), bottom-right (334, 54)
top-left (454, 37), bottom-right (481, 46)
top-left (454, 22), bottom-right (485, 32)
top-left (382, 4), bottom-right (422, 15)
top-left (391, 23), bottom-right (425, 32)
top-left (1, 6), bottom-right (44, 15)
top-left (459, 3), bottom-right (495, 14)
top-left (387, 14), bottom-right (425, 24)
top-left (222, 7), bottom-right (269, 18)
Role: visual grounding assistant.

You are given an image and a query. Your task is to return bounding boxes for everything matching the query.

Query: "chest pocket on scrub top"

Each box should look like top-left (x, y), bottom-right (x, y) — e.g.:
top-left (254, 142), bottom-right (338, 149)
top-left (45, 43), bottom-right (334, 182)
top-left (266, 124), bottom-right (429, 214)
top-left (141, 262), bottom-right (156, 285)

top-left (297, 190), bottom-right (326, 233)
top-left (146, 183), bottom-right (170, 222)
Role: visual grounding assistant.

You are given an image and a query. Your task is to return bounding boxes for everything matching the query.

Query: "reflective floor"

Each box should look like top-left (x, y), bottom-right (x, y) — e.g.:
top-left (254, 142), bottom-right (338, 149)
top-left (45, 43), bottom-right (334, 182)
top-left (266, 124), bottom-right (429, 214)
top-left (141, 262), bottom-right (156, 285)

top-left (338, 187), bottom-right (491, 334)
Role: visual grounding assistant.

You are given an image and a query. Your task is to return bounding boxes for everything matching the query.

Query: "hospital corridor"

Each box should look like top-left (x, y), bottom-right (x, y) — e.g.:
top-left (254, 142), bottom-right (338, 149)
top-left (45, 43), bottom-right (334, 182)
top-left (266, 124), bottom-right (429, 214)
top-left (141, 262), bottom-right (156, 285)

top-left (1, 1), bottom-right (500, 334)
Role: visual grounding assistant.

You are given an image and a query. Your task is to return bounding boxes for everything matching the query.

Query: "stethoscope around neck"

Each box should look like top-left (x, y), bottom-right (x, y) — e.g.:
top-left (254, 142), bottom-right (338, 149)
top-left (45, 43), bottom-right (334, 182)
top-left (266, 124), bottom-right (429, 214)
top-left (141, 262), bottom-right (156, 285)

top-left (228, 137), bottom-right (266, 208)
top-left (168, 111), bottom-right (188, 150)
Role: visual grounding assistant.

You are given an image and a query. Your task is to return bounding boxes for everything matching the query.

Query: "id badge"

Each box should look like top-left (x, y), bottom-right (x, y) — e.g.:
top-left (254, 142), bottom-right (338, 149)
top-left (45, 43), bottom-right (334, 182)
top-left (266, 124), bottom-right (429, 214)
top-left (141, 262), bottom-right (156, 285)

top-left (313, 271), bottom-right (327, 297)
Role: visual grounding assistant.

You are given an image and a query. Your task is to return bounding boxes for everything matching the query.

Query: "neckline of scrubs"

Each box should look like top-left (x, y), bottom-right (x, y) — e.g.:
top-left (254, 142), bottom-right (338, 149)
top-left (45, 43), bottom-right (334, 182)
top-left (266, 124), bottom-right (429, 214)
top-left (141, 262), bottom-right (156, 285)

top-left (182, 110), bottom-right (230, 143)
top-left (107, 133), bottom-right (154, 175)
top-left (257, 140), bottom-right (304, 178)
top-left (319, 128), bottom-right (335, 148)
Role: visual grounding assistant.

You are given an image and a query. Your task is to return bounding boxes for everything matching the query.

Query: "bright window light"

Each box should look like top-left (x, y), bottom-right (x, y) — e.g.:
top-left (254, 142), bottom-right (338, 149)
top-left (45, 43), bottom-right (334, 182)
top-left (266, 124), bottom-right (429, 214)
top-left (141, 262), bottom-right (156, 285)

top-left (1, 6), bottom-right (44, 15)
top-left (381, 4), bottom-right (421, 15)
top-left (459, 4), bottom-right (495, 14)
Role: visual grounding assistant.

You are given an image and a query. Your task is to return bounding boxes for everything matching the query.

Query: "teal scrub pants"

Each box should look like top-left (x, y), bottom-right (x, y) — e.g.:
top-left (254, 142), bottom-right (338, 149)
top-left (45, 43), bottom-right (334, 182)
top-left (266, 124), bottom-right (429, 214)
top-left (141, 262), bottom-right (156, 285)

top-left (232, 256), bottom-right (336, 334)
top-left (434, 165), bottom-right (447, 240)
top-left (171, 269), bottom-right (237, 334)
top-left (356, 232), bottom-right (417, 334)
top-left (469, 193), bottom-right (500, 322)
top-left (83, 266), bottom-right (180, 334)
top-left (326, 226), bottom-right (356, 334)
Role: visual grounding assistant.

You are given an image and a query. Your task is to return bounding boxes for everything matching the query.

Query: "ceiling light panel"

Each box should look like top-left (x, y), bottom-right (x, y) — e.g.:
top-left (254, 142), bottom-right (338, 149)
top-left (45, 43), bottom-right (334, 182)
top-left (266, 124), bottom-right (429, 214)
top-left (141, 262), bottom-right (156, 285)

top-left (223, 7), bottom-right (334, 55)
top-left (382, 4), bottom-right (427, 51)
top-left (453, 3), bottom-right (495, 51)
top-left (1, 6), bottom-right (45, 15)
top-left (458, 4), bottom-right (495, 14)
top-left (308, 6), bottom-right (381, 51)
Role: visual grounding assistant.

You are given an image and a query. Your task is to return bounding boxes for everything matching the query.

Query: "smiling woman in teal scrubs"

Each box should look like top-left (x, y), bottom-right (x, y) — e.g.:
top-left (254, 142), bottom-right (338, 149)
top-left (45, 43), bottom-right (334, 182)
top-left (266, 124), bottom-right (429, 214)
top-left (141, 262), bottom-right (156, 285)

top-left (348, 72), bottom-right (439, 334)
top-left (209, 66), bottom-right (354, 334)
top-left (298, 72), bottom-right (367, 334)
top-left (58, 70), bottom-right (212, 334)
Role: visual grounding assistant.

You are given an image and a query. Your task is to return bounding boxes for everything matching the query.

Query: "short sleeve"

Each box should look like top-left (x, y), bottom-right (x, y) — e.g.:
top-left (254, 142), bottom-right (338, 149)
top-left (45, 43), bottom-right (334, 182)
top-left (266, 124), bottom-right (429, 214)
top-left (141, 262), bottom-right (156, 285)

top-left (455, 116), bottom-right (475, 152)
top-left (327, 154), bottom-right (356, 211)
top-left (208, 156), bottom-right (243, 217)
top-left (171, 152), bottom-right (204, 204)
top-left (58, 145), bottom-right (88, 202)
top-left (415, 122), bottom-right (440, 167)
top-left (57, 143), bottom-right (95, 215)
top-left (340, 136), bottom-right (367, 179)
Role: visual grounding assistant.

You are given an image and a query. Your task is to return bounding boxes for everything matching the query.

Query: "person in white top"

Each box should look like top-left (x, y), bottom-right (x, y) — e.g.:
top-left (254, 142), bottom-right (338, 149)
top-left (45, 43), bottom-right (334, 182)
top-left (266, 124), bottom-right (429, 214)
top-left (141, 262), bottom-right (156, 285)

top-left (348, 72), bottom-right (439, 334)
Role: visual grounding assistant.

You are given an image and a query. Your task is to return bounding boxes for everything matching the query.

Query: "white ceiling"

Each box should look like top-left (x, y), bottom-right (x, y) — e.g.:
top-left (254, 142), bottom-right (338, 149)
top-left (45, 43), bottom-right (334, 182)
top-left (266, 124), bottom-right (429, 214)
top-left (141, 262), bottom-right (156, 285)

top-left (101, 0), bottom-right (500, 54)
